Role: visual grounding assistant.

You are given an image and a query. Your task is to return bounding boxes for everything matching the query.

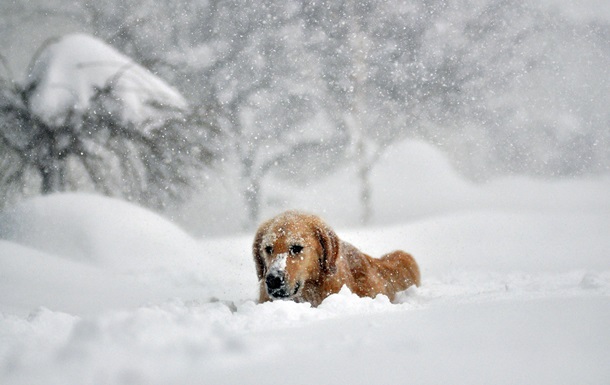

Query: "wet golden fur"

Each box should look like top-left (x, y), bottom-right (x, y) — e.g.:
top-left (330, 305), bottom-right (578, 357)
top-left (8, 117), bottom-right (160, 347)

top-left (253, 211), bottom-right (420, 307)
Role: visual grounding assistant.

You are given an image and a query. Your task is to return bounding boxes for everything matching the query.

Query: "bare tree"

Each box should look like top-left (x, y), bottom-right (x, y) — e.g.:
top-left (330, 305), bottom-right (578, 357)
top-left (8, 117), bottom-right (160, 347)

top-left (301, 0), bottom-right (435, 223)
top-left (203, 1), bottom-right (346, 227)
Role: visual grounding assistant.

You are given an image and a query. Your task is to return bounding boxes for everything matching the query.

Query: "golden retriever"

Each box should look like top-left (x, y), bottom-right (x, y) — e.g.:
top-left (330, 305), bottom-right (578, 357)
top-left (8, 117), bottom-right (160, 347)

top-left (253, 211), bottom-right (420, 307)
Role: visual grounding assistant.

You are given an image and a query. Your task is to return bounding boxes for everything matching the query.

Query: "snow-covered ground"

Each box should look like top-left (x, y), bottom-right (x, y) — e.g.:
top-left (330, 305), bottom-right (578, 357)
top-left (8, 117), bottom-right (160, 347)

top-left (1, 141), bottom-right (609, 385)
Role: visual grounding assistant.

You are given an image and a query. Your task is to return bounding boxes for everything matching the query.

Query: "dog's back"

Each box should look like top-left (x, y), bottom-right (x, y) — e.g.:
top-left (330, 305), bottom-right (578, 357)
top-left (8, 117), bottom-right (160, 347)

top-left (338, 242), bottom-right (420, 301)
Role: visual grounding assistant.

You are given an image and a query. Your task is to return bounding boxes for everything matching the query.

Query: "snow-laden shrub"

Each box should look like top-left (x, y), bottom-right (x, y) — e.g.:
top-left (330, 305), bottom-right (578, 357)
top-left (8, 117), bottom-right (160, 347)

top-left (0, 34), bottom-right (218, 210)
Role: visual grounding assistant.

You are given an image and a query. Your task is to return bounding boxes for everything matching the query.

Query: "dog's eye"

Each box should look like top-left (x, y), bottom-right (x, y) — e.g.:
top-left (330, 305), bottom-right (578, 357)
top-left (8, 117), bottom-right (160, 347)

top-left (264, 245), bottom-right (273, 255)
top-left (289, 244), bottom-right (304, 255)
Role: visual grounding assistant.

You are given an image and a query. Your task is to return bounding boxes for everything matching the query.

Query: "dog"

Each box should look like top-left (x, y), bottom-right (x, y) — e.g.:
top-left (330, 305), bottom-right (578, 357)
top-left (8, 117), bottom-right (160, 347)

top-left (253, 211), bottom-right (420, 307)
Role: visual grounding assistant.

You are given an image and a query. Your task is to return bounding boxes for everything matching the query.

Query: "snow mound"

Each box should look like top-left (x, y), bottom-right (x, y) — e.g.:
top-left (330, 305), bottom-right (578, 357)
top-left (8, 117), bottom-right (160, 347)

top-left (371, 140), bottom-right (479, 221)
top-left (0, 193), bottom-right (231, 316)
top-left (257, 139), bottom-right (475, 228)
top-left (369, 139), bottom-right (610, 223)
top-left (27, 33), bottom-right (187, 125)
top-left (0, 241), bottom-right (164, 315)
top-left (0, 193), bottom-right (200, 270)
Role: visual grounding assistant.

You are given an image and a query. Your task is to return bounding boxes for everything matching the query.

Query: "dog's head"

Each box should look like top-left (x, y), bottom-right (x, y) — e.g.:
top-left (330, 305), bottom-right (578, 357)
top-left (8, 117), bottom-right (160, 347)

top-left (253, 211), bottom-right (339, 301)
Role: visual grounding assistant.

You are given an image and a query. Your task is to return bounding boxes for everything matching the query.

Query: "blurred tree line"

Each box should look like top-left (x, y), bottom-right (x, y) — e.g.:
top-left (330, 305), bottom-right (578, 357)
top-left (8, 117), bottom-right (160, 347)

top-left (1, 0), bottom-right (609, 226)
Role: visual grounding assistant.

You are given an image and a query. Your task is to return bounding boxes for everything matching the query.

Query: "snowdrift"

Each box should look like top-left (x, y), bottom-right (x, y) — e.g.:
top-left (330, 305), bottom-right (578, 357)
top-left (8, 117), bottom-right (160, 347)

top-left (0, 194), bottom-right (255, 316)
top-left (0, 193), bottom-right (200, 269)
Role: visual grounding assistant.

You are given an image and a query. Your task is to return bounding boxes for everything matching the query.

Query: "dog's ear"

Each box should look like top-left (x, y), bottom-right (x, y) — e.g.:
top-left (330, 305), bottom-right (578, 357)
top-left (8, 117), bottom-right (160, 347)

top-left (314, 219), bottom-right (340, 275)
top-left (252, 222), bottom-right (268, 281)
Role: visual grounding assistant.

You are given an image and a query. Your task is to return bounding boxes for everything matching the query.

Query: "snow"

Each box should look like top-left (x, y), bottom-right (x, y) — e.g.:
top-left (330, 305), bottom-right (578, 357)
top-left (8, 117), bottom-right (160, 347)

top-left (26, 34), bottom-right (187, 126)
top-left (1, 141), bottom-right (609, 385)
top-left (268, 252), bottom-right (289, 277)
top-left (0, 194), bottom-right (201, 269)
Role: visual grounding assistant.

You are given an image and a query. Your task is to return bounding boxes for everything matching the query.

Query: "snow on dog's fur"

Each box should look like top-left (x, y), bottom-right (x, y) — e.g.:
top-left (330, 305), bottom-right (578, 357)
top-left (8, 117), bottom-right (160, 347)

top-left (253, 211), bottom-right (420, 307)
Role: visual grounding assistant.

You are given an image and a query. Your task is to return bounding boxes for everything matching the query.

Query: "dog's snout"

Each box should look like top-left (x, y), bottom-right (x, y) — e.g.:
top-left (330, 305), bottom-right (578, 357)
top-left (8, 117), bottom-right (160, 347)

top-left (266, 273), bottom-right (285, 291)
top-left (265, 271), bottom-right (296, 299)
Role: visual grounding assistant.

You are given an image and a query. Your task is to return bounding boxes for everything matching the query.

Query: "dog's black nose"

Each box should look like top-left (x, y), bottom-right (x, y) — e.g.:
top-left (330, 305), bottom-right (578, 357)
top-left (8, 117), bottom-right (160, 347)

top-left (266, 273), bottom-right (285, 291)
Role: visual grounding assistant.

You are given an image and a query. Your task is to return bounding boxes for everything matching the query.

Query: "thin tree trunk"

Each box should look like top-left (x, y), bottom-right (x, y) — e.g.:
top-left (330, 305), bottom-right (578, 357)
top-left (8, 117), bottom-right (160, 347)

top-left (244, 178), bottom-right (261, 229)
top-left (358, 158), bottom-right (372, 225)
top-left (39, 161), bottom-right (63, 194)
top-left (241, 153), bottom-right (262, 229)
top-left (347, 3), bottom-right (374, 225)
top-left (356, 139), bottom-right (382, 225)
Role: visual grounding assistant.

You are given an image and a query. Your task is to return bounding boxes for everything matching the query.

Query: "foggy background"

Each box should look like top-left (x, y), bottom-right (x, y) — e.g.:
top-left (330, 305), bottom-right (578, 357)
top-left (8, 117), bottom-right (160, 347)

top-left (1, 0), bottom-right (609, 235)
